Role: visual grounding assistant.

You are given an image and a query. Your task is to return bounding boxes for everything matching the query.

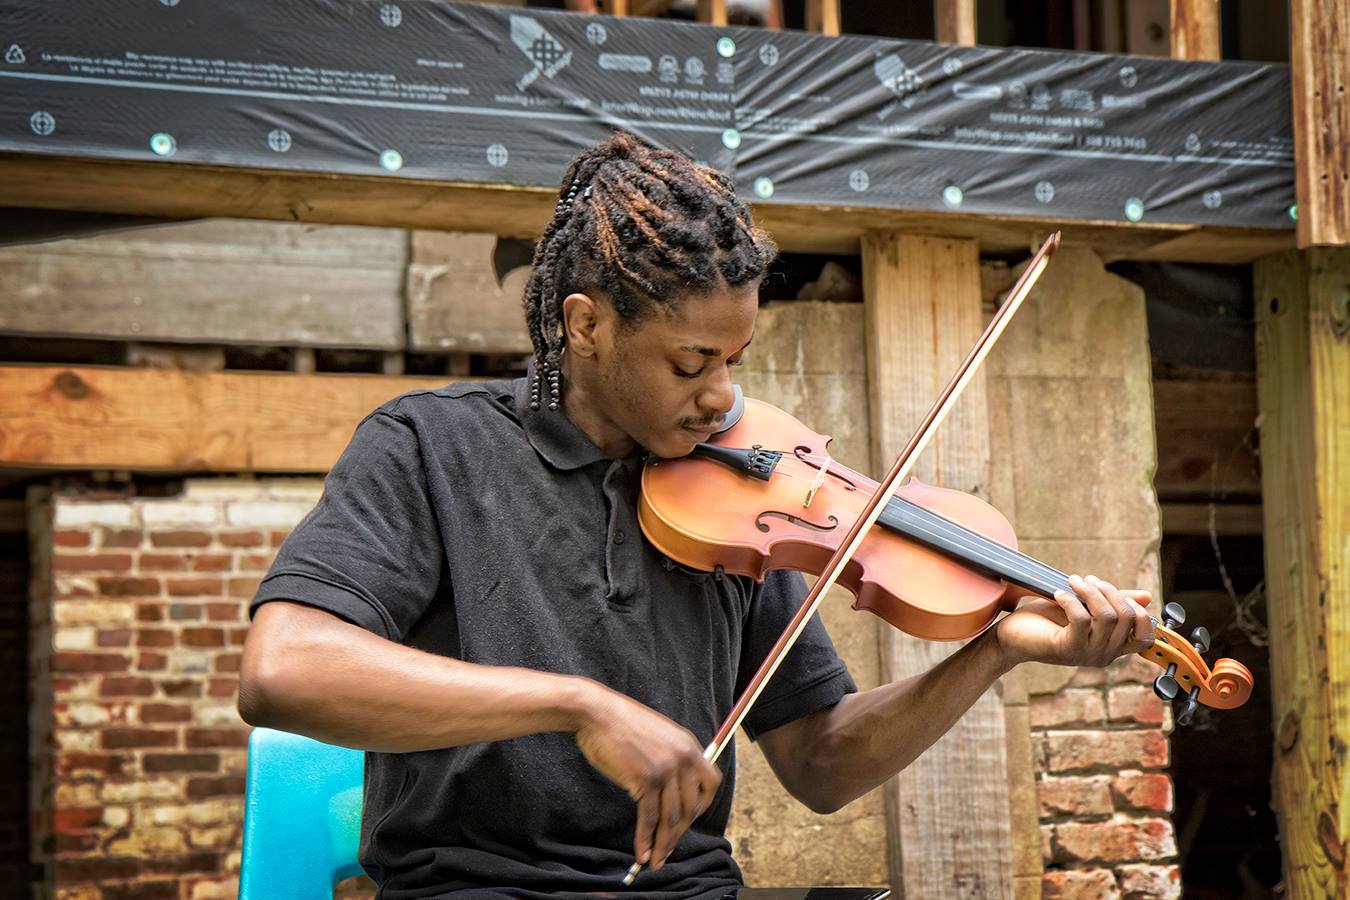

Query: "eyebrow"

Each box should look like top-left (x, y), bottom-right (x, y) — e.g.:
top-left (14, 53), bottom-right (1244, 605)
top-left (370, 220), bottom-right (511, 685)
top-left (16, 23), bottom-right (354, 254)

top-left (678, 333), bottom-right (755, 357)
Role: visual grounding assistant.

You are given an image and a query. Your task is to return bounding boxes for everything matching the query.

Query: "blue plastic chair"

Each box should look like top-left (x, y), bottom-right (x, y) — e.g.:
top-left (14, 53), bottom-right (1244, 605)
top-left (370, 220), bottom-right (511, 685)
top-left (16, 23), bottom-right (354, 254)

top-left (239, 727), bottom-right (366, 900)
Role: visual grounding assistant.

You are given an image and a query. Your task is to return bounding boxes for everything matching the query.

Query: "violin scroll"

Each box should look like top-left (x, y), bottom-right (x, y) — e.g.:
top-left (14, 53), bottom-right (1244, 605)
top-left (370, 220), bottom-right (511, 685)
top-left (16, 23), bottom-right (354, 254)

top-left (1141, 599), bottom-right (1253, 726)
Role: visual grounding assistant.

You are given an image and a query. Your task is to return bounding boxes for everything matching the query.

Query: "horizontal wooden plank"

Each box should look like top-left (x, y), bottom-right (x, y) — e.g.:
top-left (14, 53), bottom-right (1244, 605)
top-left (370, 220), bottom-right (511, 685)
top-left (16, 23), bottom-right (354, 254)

top-left (0, 153), bottom-right (1295, 262)
top-left (1152, 378), bottom-right (1261, 500)
top-left (0, 219), bottom-right (407, 349)
top-left (1161, 501), bottom-right (1264, 535)
top-left (0, 364), bottom-right (465, 472)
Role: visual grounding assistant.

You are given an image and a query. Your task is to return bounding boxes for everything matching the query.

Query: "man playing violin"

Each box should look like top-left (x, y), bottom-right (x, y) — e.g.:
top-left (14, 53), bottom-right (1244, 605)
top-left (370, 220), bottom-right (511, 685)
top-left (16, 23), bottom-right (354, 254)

top-left (239, 131), bottom-right (1156, 899)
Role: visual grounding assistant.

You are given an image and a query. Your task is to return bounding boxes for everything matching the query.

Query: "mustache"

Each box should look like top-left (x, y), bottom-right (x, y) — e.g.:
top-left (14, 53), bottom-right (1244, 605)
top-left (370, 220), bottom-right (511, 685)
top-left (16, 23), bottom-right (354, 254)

top-left (680, 418), bottom-right (724, 431)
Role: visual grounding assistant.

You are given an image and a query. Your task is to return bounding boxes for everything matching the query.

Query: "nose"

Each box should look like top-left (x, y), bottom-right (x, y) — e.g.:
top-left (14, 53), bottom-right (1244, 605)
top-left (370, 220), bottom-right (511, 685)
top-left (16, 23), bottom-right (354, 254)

top-left (698, 367), bottom-right (737, 421)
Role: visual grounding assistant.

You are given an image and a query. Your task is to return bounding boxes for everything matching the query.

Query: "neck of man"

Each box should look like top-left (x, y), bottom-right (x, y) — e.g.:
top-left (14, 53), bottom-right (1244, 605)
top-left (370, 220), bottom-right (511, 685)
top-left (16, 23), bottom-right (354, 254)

top-left (558, 354), bottom-right (638, 460)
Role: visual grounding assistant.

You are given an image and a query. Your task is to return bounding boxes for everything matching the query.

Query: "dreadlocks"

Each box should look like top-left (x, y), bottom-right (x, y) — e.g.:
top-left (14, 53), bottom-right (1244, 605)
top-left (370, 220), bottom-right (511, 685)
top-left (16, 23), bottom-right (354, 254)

top-left (522, 131), bottom-right (778, 410)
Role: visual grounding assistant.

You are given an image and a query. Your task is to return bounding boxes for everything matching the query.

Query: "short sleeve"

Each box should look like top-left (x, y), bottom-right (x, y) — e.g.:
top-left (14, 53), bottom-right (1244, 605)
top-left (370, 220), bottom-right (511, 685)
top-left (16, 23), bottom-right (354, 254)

top-left (250, 409), bottom-right (444, 642)
top-left (737, 569), bottom-right (857, 740)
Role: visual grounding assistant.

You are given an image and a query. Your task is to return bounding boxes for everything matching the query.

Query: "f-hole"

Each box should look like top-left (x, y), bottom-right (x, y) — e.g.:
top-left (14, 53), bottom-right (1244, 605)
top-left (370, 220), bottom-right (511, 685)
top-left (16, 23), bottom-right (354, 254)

top-left (756, 510), bottom-right (840, 533)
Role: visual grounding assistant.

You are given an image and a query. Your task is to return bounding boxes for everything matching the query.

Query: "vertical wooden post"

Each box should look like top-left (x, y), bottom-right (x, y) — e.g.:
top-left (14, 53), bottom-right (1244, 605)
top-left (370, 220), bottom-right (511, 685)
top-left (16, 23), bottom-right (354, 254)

top-left (1169, 0), bottom-right (1221, 60)
top-left (696, 0), bottom-right (728, 25)
top-left (603, 0), bottom-right (630, 16)
top-left (1290, 0), bottom-right (1350, 247)
top-left (805, 0), bottom-right (841, 36)
top-left (862, 232), bottom-right (1014, 899)
top-left (1255, 248), bottom-right (1350, 897)
top-left (934, 0), bottom-right (976, 45)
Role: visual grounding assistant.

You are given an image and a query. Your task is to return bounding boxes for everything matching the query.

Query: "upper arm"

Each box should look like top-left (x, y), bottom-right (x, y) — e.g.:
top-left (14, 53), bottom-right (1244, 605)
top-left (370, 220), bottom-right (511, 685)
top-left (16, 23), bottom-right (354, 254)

top-left (754, 700), bottom-right (846, 811)
top-left (248, 409), bottom-right (446, 642)
top-left (238, 600), bottom-right (370, 722)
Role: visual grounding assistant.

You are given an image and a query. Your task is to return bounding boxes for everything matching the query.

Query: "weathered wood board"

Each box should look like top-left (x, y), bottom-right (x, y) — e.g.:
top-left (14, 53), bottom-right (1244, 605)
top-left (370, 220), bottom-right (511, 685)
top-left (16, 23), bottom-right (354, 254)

top-left (0, 220), bottom-right (408, 349)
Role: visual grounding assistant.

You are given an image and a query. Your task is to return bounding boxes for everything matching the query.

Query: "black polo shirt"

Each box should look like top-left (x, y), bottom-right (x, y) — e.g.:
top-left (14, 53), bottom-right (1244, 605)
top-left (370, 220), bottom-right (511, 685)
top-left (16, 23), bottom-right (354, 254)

top-left (249, 374), bottom-right (857, 899)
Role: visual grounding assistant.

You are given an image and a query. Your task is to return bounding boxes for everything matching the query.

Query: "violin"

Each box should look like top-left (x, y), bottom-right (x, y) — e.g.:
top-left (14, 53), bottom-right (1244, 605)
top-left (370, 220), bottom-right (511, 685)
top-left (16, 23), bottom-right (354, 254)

top-left (638, 393), bottom-right (1255, 723)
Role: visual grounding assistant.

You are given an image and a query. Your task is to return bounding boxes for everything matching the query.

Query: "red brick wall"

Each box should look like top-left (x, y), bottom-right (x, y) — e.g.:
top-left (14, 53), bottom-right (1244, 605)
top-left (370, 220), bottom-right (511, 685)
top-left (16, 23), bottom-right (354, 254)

top-left (28, 478), bottom-right (327, 900)
top-left (1033, 657), bottom-right (1179, 899)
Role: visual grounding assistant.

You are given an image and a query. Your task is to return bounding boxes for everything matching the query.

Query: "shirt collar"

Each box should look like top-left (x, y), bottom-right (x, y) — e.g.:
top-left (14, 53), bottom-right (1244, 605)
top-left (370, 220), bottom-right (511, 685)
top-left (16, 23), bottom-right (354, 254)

top-left (515, 365), bottom-right (611, 471)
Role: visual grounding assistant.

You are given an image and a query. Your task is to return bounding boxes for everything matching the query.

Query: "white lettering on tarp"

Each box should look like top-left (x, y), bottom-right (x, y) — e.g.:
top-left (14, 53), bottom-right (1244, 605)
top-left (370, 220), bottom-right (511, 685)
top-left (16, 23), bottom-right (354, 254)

top-left (952, 82), bottom-right (1001, 101)
top-left (599, 54), bottom-right (651, 73)
top-left (5, 44), bottom-right (25, 65)
top-left (27, 50), bottom-right (468, 101)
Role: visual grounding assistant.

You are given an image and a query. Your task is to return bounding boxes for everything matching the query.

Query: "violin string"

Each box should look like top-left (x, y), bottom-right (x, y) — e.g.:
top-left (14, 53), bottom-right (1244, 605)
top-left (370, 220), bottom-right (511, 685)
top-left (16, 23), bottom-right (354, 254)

top-left (770, 456), bottom-right (1071, 594)
top-left (778, 455), bottom-right (1069, 588)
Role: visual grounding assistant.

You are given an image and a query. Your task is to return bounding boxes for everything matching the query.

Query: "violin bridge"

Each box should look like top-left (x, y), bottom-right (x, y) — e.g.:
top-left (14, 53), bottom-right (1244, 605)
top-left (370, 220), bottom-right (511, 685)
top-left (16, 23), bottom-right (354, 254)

top-left (803, 459), bottom-right (829, 507)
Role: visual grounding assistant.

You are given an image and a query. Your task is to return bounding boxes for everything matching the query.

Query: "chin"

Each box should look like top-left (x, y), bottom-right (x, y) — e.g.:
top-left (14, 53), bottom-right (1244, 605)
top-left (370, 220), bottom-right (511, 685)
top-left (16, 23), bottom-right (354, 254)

top-left (647, 430), bottom-right (702, 459)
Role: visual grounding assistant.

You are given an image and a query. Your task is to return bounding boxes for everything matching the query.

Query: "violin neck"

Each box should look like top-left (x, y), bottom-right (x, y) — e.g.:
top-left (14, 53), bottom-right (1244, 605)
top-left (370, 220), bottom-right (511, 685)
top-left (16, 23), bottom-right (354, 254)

top-left (877, 497), bottom-right (1071, 599)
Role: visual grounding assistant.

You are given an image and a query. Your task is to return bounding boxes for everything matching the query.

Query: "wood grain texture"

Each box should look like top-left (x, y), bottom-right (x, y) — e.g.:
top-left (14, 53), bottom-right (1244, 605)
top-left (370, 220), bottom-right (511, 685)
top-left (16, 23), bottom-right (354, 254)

top-left (406, 231), bottom-right (532, 353)
top-left (0, 220), bottom-right (407, 349)
top-left (696, 0), bottom-right (727, 24)
top-left (1254, 248), bottom-right (1350, 896)
top-left (934, 0), bottom-right (977, 45)
top-left (1168, 0), bottom-right (1221, 60)
top-left (0, 154), bottom-right (1293, 261)
top-left (862, 232), bottom-right (1014, 899)
top-left (1151, 379), bottom-right (1260, 501)
top-left (1290, 0), bottom-right (1350, 246)
top-left (805, 0), bottom-right (841, 36)
top-left (0, 365), bottom-right (455, 472)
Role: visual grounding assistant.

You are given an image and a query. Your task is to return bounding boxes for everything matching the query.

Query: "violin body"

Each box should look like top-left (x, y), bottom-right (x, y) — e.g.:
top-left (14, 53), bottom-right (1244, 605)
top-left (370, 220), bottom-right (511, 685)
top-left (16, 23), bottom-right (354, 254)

top-left (641, 398), bottom-right (1022, 641)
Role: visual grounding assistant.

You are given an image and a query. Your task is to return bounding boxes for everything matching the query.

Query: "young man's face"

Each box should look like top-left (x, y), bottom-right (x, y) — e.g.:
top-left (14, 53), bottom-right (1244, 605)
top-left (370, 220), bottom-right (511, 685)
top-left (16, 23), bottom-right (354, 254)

top-left (572, 285), bottom-right (759, 459)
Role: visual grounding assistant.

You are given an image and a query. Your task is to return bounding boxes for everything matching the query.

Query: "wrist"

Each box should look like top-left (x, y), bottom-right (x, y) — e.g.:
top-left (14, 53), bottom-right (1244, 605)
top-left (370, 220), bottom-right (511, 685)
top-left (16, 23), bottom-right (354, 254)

top-left (557, 675), bottom-right (611, 734)
top-left (987, 617), bottom-right (1026, 673)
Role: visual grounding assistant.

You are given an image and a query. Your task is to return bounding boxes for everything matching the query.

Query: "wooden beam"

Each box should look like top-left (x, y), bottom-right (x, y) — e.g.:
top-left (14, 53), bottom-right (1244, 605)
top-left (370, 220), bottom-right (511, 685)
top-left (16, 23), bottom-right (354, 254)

top-left (0, 220), bottom-right (407, 350)
top-left (1160, 501), bottom-right (1264, 535)
top-left (934, 0), bottom-right (976, 45)
top-left (0, 154), bottom-right (1291, 262)
top-left (1255, 248), bottom-right (1350, 895)
top-left (1290, 0), bottom-right (1350, 246)
top-left (1169, 0), bottom-right (1221, 60)
top-left (862, 232), bottom-right (1014, 898)
top-left (1126, 0), bottom-right (1171, 56)
top-left (805, 0), bottom-right (841, 36)
top-left (696, 0), bottom-right (727, 25)
top-left (0, 365), bottom-right (457, 472)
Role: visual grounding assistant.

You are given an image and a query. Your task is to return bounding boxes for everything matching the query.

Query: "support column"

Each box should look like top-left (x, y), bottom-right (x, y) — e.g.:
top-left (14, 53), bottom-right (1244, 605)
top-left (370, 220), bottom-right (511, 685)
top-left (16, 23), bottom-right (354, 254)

top-left (1255, 248), bottom-right (1350, 896)
top-left (1290, 0), bottom-right (1350, 246)
top-left (934, 0), bottom-right (976, 45)
top-left (861, 232), bottom-right (1014, 899)
top-left (1169, 0), bottom-right (1221, 60)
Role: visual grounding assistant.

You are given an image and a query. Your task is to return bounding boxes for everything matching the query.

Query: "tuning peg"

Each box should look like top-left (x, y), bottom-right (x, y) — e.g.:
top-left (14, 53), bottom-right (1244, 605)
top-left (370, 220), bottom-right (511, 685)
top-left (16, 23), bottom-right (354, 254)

top-left (1153, 663), bottom-right (1179, 701)
top-left (1176, 686), bottom-right (1201, 726)
top-left (1162, 602), bottom-right (1186, 630)
top-left (1190, 625), bottom-right (1211, 655)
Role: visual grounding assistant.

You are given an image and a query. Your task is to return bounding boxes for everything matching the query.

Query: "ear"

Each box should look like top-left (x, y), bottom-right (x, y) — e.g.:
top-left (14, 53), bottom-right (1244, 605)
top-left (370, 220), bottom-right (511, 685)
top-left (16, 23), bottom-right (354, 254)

top-left (561, 292), bottom-right (607, 359)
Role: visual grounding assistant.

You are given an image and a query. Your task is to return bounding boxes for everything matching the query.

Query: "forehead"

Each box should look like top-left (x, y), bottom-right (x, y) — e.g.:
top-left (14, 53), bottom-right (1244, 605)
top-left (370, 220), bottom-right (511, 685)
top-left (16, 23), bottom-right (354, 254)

top-left (637, 287), bottom-right (759, 350)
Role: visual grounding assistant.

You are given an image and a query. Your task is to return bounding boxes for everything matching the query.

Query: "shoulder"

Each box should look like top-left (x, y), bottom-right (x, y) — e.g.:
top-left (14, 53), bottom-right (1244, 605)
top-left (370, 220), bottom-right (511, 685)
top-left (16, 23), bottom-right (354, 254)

top-left (375, 378), bottom-right (521, 428)
top-left (357, 378), bottom-right (526, 460)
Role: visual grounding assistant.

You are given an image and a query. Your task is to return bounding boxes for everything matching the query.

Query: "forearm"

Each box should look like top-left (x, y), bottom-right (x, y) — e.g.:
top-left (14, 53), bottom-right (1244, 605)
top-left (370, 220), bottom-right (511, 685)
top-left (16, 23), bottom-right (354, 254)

top-left (777, 626), bottom-right (1014, 812)
top-left (239, 601), bottom-right (599, 753)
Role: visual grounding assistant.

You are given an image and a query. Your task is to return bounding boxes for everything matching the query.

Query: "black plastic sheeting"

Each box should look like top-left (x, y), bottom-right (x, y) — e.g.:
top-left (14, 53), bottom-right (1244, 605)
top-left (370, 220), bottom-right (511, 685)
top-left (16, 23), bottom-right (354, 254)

top-left (0, 1), bottom-right (1295, 229)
